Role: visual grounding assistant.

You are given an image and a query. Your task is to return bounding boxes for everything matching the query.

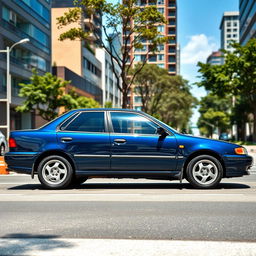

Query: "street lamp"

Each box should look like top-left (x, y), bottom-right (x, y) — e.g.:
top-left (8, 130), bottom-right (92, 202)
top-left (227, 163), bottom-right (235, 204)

top-left (0, 38), bottom-right (30, 138)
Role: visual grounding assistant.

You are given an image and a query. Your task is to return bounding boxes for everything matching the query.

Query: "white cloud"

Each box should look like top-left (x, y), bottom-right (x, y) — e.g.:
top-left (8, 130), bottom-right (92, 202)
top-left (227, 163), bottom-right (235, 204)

top-left (181, 34), bottom-right (218, 65)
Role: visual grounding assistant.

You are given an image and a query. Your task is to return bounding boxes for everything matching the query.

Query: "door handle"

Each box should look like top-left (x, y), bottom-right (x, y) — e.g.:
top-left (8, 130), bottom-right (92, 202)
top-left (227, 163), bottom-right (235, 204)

top-left (114, 139), bottom-right (126, 144)
top-left (60, 137), bottom-right (73, 142)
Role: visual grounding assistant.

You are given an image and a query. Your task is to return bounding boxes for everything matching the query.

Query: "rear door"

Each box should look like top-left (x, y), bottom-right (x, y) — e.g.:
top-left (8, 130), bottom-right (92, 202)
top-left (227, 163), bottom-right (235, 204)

top-left (109, 111), bottom-right (178, 171)
top-left (57, 111), bottom-right (111, 172)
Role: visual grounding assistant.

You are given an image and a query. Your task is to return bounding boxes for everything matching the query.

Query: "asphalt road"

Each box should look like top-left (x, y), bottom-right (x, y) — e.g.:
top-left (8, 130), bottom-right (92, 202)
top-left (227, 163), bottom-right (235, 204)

top-left (1, 174), bottom-right (256, 255)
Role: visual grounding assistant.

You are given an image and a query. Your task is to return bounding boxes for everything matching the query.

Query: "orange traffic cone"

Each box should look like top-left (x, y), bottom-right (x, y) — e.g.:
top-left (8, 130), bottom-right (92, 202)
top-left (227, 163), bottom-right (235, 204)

top-left (0, 156), bottom-right (9, 175)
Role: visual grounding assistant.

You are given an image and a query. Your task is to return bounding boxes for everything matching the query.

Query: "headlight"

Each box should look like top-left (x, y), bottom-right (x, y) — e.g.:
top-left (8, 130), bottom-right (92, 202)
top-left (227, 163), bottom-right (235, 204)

top-left (234, 147), bottom-right (247, 155)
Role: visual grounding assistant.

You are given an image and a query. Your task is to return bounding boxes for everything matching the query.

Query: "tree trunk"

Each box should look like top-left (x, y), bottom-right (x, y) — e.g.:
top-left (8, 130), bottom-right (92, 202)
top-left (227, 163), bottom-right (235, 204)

top-left (253, 109), bottom-right (256, 143)
top-left (122, 90), bottom-right (128, 109)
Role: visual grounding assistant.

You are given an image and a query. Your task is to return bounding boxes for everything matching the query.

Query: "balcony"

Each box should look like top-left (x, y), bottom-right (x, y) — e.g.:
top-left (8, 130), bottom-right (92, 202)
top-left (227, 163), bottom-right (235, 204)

top-left (0, 19), bottom-right (50, 54)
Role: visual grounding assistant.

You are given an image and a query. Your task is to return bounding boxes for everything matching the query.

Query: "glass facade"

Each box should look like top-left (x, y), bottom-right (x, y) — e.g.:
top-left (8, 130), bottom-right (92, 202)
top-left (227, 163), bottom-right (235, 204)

top-left (240, 0), bottom-right (256, 45)
top-left (0, 0), bottom-right (51, 134)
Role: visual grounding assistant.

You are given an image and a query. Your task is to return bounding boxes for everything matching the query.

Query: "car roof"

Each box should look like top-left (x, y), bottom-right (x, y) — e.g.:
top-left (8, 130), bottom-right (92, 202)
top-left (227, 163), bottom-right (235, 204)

top-left (74, 108), bottom-right (139, 112)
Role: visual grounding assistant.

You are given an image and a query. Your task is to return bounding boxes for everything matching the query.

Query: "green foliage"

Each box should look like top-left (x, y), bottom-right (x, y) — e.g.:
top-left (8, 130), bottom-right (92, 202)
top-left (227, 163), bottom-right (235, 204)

top-left (133, 64), bottom-right (197, 130)
top-left (76, 96), bottom-right (101, 108)
top-left (197, 94), bottom-right (231, 137)
top-left (197, 39), bottom-right (256, 140)
top-left (56, 0), bottom-right (168, 108)
top-left (104, 101), bottom-right (113, 108)
top-left (17, 70), bottom-right (100, 121)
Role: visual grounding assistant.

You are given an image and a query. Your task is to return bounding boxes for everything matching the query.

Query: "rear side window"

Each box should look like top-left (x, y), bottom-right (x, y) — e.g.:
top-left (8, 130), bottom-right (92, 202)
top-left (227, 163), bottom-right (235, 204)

top-left (61, 112), bottom-right (105, 132)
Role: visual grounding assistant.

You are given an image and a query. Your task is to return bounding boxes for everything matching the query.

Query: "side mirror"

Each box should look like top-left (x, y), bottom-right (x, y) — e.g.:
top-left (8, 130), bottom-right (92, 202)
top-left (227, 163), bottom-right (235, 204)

top-left (157, 127), bottom-right (168, 137)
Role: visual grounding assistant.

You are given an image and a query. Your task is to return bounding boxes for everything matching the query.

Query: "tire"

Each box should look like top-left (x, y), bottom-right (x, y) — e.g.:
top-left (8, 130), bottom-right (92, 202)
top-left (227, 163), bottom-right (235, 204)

top-left (186, 155), bottom-right (223, 189)
top-left (72, 176), bottom-right (88, 186)
top-left (0, 144), bottom-right (5, 156)
top-left (38, 155), bottom-right (73, 189)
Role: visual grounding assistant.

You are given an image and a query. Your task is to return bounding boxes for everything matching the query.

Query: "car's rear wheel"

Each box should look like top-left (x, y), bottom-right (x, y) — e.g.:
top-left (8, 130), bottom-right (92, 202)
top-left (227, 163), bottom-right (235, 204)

top-left (186, 155), bottom-right (223, 189)
top-left (38, 155), bottom-right (73, 189)
top-left (0, 144), bottom-right (5, 156)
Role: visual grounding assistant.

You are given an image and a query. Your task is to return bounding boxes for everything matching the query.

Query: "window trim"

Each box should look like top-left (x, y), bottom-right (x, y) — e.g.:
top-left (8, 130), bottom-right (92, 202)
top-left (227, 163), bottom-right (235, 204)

top-left (107, 110), bottom-right (172, 136)
top-left (57, 111), bottom-right (109, 134)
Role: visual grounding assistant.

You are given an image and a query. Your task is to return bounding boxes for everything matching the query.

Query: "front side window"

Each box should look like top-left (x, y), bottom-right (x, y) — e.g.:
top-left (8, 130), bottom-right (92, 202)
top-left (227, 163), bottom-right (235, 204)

top-left (110, 112), bottom-right (158, 135)
top-left (62, 112), bottom-right (105, 132)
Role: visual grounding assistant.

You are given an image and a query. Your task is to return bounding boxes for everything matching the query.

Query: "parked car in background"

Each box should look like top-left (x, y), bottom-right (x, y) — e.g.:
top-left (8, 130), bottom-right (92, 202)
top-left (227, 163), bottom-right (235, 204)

top-left (4, 109), bottom-right (253, 189)
top-left (0, 131), bottom-right (7, 156)
top-left (219, 133), bottom-right (230, 141)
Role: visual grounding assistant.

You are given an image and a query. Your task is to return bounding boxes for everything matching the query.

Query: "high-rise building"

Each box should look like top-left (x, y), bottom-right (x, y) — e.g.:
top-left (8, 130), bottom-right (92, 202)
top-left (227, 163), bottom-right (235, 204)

top-left (129, 0), bottom-right (178, 75)
top-left (95, 49), bottom-right (121, 107)
top-left (51, 0), bottom-right (104, 105)
top-left (0, 0), bottom-right (51, 136)
top-left (220, 11), bottom-right (240, 51)
top-left (240, 0), bottom-right (256, 45)
top-left (127, 0), bottom-right (178, 109)
top-left (207, 51), bottom-right (224, 65)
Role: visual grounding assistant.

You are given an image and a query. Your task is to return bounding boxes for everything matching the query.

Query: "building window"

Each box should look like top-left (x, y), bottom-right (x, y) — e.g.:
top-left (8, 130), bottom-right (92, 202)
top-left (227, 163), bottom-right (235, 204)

top-left (84, 58), bottom-right (101, 77)
top-left (157, 0), bottom-right (164, 5)
top-left (157, 63), bottom-right (165, 68)
top-left (158, 54), bottom-right (164, 61)
top-left (157, 8), bottom-right (164, 14)
top-left (168, 65), bottom-right (176, 72)
top-left (21, 0), bottom-right (50, 21)
top-left (157, 25), bottom-right (164, 32)
top-left (233, 22), bottom-right (237, 27)
top-left (227, 34), bottom-right (231, 38)
top-left (134, 96), bottom-right (142, 103)
top-left (149, 55), bottom-right (157, 62)
top-left (168, 56), bottom-right (176, 62)
top-left (227, 28), bottom-right (231, 32)
top-left (157, 44), bottom-right (164, 51)
top-left (227, 22), bottom-right (231, 27)
top-left (134, 55), bottom-right (141, 61)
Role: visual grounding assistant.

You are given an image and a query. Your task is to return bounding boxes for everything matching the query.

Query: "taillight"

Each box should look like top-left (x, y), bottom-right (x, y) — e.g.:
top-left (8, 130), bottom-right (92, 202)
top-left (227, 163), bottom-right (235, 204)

top-left (9, 138), bottom-right (17, 148)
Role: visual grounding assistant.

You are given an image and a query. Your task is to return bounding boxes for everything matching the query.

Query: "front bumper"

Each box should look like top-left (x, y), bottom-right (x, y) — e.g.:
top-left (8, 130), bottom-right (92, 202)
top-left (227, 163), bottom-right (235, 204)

top-left (4, 152), bottom-right (38, 175)
top-left (223, 155), bottom-right (253, 177)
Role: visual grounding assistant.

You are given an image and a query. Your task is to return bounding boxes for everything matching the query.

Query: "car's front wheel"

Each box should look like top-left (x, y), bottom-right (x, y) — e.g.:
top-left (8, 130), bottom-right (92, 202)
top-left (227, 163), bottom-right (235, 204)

top-left (186, 155), bottom-right (223, 189)
top-left (38, 155), bottom-right (73, 189)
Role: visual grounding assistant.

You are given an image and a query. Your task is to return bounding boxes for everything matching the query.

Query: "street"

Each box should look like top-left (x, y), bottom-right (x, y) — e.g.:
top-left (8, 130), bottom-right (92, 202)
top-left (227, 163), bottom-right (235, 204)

top-left (0, 173), bottom-right (256, 255)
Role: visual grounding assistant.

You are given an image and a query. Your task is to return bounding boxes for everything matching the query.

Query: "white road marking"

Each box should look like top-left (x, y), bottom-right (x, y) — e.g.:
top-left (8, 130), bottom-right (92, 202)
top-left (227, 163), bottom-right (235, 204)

top-left (0, 239), bottom-right (256, 256)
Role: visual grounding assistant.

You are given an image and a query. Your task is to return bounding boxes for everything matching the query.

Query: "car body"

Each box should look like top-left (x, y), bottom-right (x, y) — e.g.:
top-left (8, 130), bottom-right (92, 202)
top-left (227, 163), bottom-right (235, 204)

top-left (5, 109), bottom-right (253, 189)
top-left (0, 131), bottom-right (7, 156)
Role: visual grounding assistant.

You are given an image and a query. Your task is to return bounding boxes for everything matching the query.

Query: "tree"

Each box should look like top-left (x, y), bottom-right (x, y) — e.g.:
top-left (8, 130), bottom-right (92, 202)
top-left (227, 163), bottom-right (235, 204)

top-left (197, 94), bottom-right (231, 138)
top-left (132, 63), bottom-right (169, 113)
top-left (17, 70), bottom-right (100, 121)
top-left (133, 64), bottom-right (197, 130)
top-left (56, 0), bottom-right (167, 108)
top-left (197, 39), bottom-right (256, 141)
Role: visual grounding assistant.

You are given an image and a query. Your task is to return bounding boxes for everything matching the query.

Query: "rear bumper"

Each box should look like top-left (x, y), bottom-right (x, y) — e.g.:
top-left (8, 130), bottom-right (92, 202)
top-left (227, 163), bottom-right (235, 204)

top-left (223, 155), bottom-right (253, 177)
top-left (4, 152), bottom-right (38, 175)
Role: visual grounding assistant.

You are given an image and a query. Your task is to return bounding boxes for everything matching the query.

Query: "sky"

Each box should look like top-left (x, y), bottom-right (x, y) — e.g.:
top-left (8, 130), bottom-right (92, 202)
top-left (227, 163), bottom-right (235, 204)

top-left (177, 0), bottom-right (239, 131)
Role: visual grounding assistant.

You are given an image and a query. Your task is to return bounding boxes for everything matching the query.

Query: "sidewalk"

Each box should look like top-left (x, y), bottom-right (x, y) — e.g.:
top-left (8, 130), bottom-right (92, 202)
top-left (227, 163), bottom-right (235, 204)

top-left (243, 146), bottom-right (256, 174)
top-left (0, 238), bottom-right (256, 256)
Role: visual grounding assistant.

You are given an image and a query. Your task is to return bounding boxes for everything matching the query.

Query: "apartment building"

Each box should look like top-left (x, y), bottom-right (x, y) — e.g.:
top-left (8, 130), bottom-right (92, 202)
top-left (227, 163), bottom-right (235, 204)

top-left (0, 0), bottom-right (51, 136)
top-left (127, 0), bottom-right (178, 109)
top-left (220, 11), bottom-right (240, 51)
top-left (51, 0), bottom-right (103, 105)
top-left (207, 51), bottom-right (224, 65)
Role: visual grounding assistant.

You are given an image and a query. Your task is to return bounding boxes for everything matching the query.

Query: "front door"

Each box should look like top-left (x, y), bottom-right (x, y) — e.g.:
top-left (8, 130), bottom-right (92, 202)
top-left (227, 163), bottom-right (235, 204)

top-left (109, 111), bottom-right (178, 171)
top-left (57, 111), bottom-right (110, 172)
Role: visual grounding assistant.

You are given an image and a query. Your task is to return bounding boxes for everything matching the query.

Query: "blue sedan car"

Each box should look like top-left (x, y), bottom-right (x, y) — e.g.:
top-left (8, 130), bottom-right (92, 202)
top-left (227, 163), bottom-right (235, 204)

top-left (5, 109), bottom-right (253, 189)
